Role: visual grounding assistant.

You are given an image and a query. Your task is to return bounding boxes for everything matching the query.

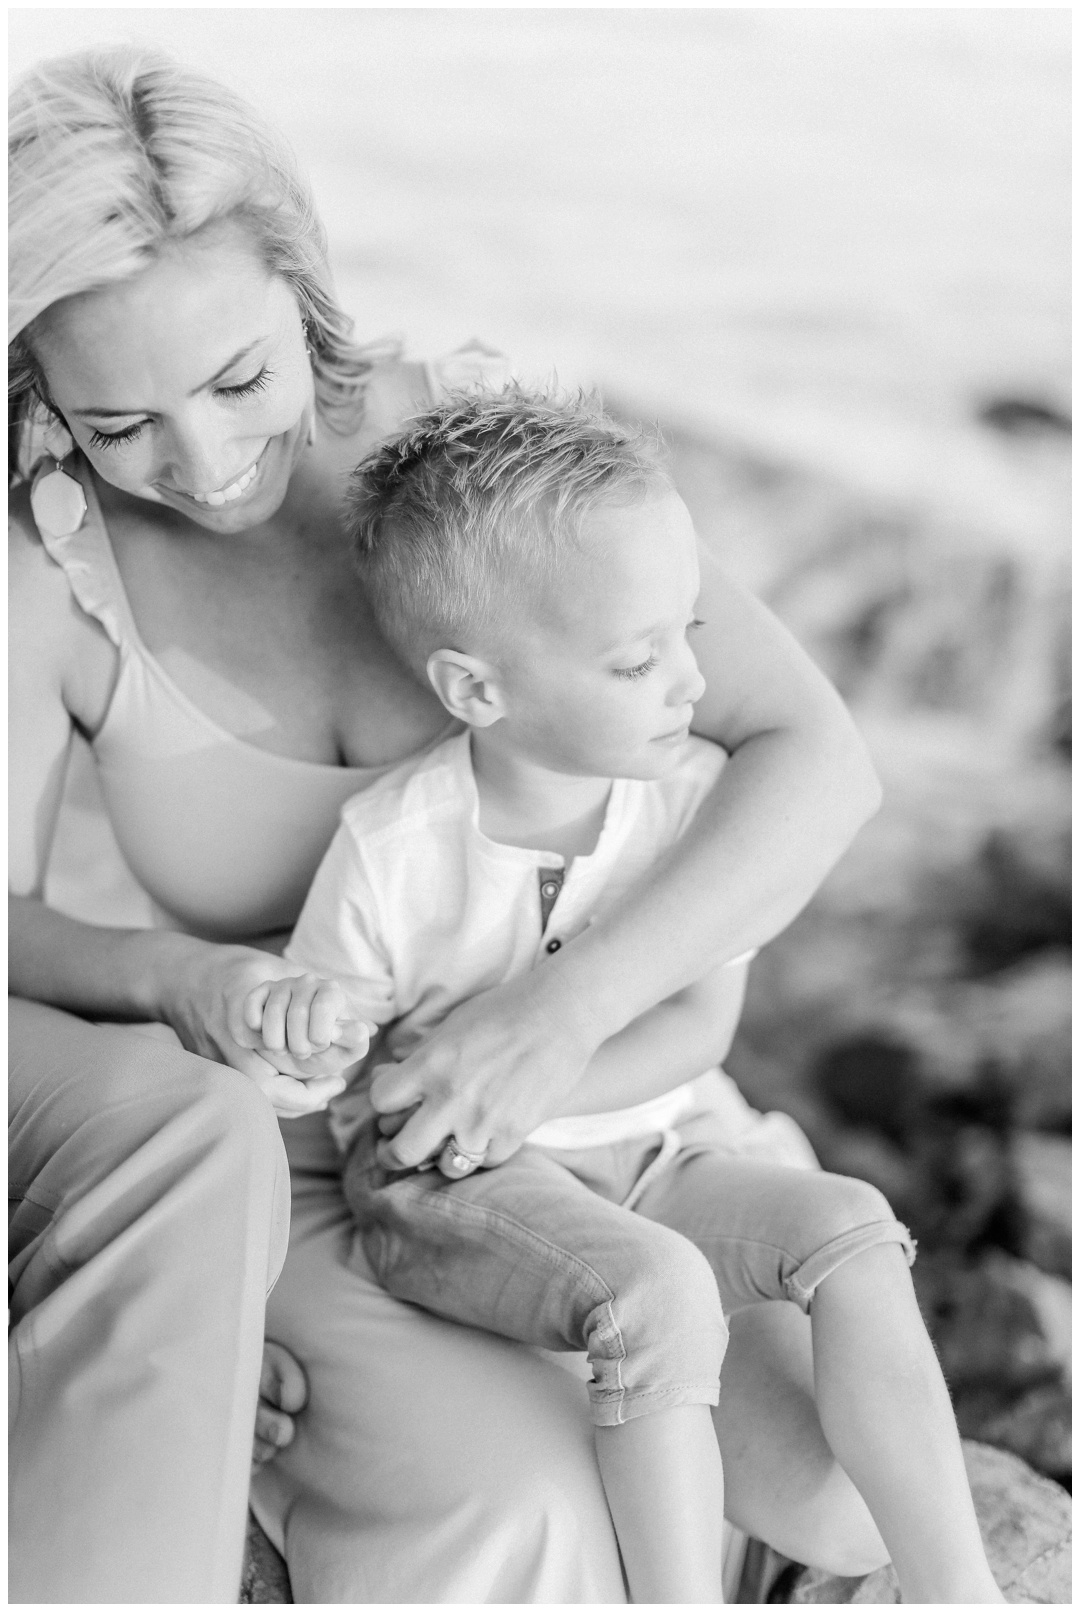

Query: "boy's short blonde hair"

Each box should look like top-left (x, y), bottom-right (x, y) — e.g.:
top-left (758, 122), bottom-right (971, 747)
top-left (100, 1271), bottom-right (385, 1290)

top-left (346, 386), bottom-right (670, 676)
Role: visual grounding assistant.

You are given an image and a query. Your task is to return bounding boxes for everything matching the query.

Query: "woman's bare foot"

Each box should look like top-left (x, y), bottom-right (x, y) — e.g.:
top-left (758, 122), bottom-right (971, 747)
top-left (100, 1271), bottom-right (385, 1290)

top-left (253, 1340), bottom-right (308, 1469)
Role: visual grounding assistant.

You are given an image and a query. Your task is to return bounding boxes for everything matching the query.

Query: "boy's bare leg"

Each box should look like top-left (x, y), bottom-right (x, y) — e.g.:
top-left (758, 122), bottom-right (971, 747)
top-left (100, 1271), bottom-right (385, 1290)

top-left (595, 1403), bottom-right (726, 1603)
top-left (812, 1244), bottom-right (1004, 1604)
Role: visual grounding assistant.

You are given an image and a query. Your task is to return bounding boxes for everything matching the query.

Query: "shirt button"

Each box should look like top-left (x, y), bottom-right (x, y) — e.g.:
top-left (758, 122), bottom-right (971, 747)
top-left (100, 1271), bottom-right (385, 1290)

top-left (541, 882), bottom-right (559, 899)
top-left (546, 938), bottom-right (562, 953)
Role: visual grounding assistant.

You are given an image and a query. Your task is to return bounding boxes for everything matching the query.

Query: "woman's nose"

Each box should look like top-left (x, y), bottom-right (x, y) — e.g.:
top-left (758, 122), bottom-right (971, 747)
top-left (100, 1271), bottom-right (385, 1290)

top-left (162, 410), bottom-right (236, 495)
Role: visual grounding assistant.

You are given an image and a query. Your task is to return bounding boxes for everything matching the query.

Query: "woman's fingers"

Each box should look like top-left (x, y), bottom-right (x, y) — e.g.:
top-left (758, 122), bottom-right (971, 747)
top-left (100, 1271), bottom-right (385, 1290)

top-left (368, 1060), bottom-right (422, 1115)
top-left (260, 1339), bottom-right (309, 1414)
top-left (227, 1043), bottom-right (291, 1097)
top-left (269, 1070), bottom-right (345, 1117)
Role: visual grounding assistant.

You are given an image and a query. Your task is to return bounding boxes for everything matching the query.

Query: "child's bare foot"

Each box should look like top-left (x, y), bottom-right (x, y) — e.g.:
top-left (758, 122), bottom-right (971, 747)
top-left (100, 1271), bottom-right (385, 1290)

top-left (253, 1340), bottom-right (308, 1469)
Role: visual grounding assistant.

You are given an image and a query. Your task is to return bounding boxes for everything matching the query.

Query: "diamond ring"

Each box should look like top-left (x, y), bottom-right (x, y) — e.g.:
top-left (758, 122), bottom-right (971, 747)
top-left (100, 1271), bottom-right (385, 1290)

top-left (439, 1136), bottom-right (488, 1177)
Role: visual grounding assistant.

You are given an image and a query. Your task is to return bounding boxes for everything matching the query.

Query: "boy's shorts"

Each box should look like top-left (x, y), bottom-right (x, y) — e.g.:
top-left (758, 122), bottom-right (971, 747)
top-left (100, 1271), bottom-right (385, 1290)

top-left (343, 1086), bottom-right (915, 1428)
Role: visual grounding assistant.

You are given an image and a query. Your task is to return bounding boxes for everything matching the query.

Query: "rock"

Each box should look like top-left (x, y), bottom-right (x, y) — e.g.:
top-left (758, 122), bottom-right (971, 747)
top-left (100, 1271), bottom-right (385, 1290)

top-left (811, 1036), bottom-right (924, 1145)
top-left (962, 820), bottom-right (1071, 973)
top-left (915, 1250), bottom-right (1069, 1399)
top-left (239, 1511), bottom-right (291, 1604)
top-left (976, 398), bottom-right (1071, 439)
top-left (912, 1250), bottom-right (1071, 1483)
top-left (780, 1441), bottom-right (1071, 1603)
top-left (1013, 1132), bottom-right (1072, 1278)
top-left (958, 1382), bottom-right (1072, 1487)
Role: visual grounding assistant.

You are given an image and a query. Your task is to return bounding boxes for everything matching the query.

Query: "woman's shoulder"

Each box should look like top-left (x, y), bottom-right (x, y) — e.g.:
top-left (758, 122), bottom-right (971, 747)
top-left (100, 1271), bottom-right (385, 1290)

top-left (324, 342), bottom-right (511, 467)
top-left (9, 481), bottom-right (72, 616)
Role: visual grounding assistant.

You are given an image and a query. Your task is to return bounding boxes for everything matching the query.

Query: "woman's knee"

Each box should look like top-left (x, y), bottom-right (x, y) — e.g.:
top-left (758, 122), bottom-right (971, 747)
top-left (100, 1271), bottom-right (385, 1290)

top-left (180, 1064), bottom-right (290, 1277)
top-left (185, 1057), bottom-right (282, 1158)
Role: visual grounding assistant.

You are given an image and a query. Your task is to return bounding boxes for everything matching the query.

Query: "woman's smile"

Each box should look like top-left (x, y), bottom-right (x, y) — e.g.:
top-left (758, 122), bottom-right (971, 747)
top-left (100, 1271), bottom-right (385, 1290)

top-left (185, 448), bottom-right (266, 505)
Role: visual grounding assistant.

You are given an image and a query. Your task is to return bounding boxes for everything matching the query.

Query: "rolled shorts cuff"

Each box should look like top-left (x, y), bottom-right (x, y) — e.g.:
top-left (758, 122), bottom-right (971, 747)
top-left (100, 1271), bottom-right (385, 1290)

top-left (587, 1375), bottom-right (721, 1428)
top-left (785, 1219), bottom-right (916, 1313)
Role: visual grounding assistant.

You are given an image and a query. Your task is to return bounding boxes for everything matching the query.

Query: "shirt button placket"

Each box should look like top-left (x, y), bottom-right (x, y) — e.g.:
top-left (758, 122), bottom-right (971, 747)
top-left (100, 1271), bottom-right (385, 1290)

top-left (538, 867), bottom-right (565, 945)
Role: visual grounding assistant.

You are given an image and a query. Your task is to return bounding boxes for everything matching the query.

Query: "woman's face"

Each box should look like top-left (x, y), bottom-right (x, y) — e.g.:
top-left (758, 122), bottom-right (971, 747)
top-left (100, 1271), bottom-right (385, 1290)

top-left (30, 220), bottom-right (316, 534)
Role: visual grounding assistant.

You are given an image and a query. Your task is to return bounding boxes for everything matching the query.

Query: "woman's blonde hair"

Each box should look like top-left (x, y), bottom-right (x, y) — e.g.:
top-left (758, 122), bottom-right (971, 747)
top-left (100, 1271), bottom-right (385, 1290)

top-left (8, 45), bottom-right (397, 432)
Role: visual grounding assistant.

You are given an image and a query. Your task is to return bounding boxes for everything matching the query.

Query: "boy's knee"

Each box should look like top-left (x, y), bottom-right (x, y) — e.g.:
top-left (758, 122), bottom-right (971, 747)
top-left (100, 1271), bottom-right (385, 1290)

top-left (609, 1230), bottom-right (727, 1393)
top-left (805, 1171), bottom-right (899, 1248)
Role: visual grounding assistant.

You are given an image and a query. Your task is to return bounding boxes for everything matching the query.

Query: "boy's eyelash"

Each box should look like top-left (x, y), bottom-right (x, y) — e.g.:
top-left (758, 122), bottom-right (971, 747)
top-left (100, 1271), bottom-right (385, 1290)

top-left (689, 616), bottom-right (706, 630)
top-left (614, 655), bottom-right (659, 681)
top-left (86, 368), bottom-right (274, 451)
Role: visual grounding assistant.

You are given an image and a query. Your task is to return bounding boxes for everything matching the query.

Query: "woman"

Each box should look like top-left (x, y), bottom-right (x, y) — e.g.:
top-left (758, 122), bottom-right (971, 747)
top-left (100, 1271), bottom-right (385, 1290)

top-left (9, 47), bottom-right (889, 1603)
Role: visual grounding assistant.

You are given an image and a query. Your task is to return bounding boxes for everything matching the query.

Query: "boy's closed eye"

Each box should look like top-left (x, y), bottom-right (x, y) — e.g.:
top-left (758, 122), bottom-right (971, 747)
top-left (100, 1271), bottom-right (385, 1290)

top-left (611, 617), bottom-right (706, 681)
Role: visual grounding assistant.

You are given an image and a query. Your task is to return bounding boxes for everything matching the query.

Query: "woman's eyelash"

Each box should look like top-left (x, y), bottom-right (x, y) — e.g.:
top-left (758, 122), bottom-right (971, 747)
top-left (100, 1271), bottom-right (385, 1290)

top-left (689, 616), bottom-right (706, 630)
top-left (614, 655), bottom-right (659, 681)
top-left (218, 365), bottom-right (273, 399)
top-left (86, 368), bottom-right (274, 450)
top-left (88, 422), bottom-right (145, 451)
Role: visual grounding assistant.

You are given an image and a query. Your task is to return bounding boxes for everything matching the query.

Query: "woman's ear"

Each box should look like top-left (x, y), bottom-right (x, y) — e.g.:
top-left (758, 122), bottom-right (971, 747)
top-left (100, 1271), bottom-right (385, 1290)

top-left (426, 649), bottom-right (507, 728)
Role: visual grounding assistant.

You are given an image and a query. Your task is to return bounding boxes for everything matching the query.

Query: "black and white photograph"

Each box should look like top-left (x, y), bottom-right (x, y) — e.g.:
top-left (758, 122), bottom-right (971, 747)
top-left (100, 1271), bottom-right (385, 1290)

top-left (8, 7), bottom-right (1070, 1604)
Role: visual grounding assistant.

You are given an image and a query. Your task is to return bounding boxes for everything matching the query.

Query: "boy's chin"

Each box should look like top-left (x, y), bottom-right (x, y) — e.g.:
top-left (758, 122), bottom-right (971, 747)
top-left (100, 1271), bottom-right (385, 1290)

top-left (609, 746), bottom-right (687, 782)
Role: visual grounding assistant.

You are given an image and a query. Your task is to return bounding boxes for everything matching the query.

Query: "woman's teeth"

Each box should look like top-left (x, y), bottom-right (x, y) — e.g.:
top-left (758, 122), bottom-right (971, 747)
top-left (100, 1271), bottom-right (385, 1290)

top-left (191, 461), bottom-right (259, 506)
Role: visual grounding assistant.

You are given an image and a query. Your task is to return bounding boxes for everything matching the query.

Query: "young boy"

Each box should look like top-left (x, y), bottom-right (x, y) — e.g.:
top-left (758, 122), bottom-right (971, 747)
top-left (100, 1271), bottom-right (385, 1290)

top-left (248, 390), bottom-right (1003, 1604)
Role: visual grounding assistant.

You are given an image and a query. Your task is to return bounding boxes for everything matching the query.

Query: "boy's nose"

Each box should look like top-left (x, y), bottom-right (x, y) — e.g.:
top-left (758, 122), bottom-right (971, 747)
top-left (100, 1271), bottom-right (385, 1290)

top-left (671, 658), bottom-right (707, 708)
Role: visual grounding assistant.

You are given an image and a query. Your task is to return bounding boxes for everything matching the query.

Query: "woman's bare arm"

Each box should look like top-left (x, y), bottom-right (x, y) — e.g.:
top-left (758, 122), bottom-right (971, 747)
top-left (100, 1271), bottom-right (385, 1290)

top-left (557, 550), bottom-right (881, 1026)
top-left (8, 510), bottom-right (339, 1114)
top-left (372, 552), bottom-right (880, 1168)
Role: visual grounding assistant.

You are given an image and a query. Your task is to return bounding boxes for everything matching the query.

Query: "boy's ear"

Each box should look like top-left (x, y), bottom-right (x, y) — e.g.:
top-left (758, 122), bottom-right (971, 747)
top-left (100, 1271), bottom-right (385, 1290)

top-left (426, 649), bottom-right (507, 728)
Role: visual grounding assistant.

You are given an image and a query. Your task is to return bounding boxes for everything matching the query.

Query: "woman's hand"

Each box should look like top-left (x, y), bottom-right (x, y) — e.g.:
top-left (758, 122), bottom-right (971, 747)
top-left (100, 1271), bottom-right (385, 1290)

top-left (369, 964), bottom-right (604, 1172)
top-left (160, 942), bottom-right (351, 1118)
top-left (252, 1340), bottom-right (308, 1470)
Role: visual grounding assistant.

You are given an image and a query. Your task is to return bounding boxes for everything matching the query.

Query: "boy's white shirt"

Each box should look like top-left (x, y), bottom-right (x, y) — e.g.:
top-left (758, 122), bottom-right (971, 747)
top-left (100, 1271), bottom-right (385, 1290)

top-left (285, 728), bottom-right (762, 1156)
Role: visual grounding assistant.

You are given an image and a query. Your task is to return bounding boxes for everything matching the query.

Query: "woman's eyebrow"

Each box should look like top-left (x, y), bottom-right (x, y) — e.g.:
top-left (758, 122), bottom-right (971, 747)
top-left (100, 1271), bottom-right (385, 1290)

top-left (71, 338), bottom-right (269, 418)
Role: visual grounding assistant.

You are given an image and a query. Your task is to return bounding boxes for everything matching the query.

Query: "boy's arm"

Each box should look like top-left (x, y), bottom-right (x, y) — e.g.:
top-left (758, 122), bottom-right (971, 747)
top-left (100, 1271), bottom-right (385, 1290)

top-left (554, 961), bottom-right (748, 1117)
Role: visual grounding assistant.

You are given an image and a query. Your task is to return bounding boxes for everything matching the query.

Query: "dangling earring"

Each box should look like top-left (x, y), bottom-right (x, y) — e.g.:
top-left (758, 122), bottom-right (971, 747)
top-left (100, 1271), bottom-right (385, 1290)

top-left (305, 341), bottom-right (318, 449)
top-left (29, 417), bottom-right (87, 539)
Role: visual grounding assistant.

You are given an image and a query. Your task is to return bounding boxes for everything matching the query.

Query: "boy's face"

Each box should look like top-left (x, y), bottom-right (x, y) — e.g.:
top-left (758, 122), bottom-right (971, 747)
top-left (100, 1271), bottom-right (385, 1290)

top-left (492, 485), bottom-right (707, 780)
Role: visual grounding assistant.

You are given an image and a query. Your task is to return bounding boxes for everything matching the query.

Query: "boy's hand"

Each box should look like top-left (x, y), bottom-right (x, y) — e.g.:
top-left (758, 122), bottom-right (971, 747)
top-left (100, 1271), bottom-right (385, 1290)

top-left (243, 972), bottom-right (373, 1082)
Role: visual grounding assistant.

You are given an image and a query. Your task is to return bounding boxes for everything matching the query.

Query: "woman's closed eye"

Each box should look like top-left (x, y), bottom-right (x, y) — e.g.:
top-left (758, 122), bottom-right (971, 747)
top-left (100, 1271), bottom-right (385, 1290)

top-left (88, 421), bottom-right (147, 451)
top-left (86, 367), bottom-right (276, 450)
top-left (217, 364), bottom-right (274, 401)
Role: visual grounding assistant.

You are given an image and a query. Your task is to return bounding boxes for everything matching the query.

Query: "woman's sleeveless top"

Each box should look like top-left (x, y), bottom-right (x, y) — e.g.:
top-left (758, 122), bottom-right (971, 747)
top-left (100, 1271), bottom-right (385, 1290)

top-left (39, 471), bottom-right (397, 940)
top-left (36, 350), bottom-right (505, 942)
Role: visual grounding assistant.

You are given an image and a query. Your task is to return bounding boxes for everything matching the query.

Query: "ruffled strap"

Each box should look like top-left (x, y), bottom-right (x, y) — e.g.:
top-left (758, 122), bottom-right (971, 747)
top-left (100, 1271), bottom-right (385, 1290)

top-left (33, 459), bottom-right (137, 653)
top-left (424, 339), bottom-right (510, 401)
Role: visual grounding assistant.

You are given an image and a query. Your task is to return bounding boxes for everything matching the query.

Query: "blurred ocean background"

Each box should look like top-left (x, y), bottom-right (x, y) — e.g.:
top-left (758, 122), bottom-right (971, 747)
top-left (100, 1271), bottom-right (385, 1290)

top-left (11, 6), bottom-right (1071, 1509)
